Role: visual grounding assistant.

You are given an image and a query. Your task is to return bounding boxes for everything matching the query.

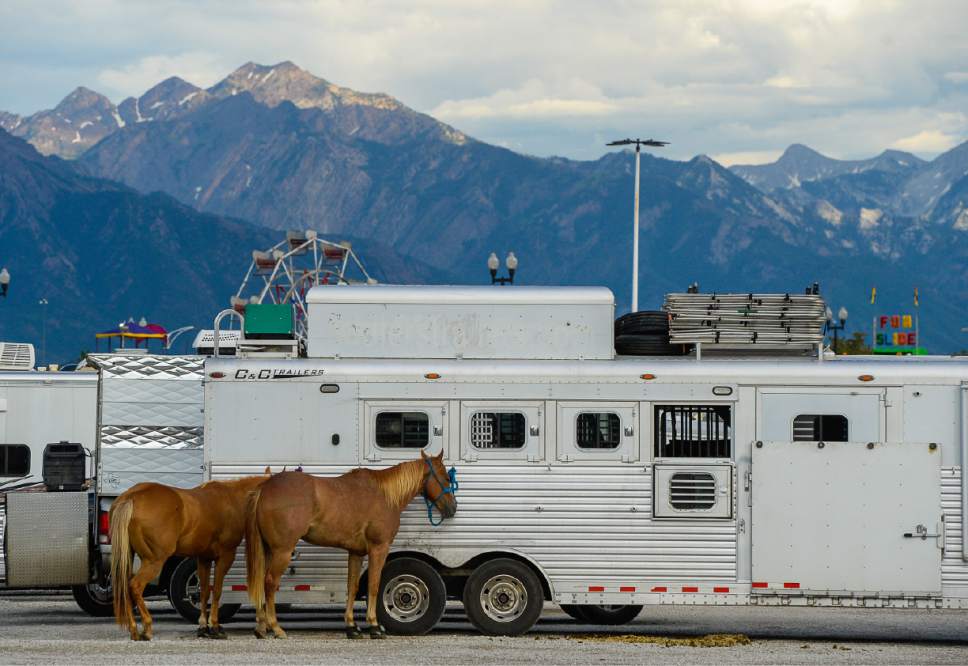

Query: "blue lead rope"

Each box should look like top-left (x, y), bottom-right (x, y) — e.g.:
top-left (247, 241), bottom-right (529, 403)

top-left (424, 461), bottom-right (458, 526)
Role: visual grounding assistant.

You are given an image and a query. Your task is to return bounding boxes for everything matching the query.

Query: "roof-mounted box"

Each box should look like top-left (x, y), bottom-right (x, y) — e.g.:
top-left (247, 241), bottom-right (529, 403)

top-left (306, 285), bottom-right (615, 360)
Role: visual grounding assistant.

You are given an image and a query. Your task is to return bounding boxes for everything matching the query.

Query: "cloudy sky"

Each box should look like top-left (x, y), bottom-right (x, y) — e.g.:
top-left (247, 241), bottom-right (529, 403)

top-left (1, 0), bottom-right (966, 164)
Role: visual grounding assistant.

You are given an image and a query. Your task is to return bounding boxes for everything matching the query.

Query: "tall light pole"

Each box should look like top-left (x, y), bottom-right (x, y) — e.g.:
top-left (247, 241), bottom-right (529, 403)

top-left (607, 138), bottom-right (668, 312)
top-left (0, 268), bottom-right (9, 297)
top-left (825, 305), bottom-right (848, 353)
top-left (38, 297), bottom-right (49, 366)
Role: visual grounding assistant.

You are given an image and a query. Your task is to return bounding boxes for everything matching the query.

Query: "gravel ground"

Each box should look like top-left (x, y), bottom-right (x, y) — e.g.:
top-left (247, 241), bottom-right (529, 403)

top-left (0, 594), bottom-right (966, 664)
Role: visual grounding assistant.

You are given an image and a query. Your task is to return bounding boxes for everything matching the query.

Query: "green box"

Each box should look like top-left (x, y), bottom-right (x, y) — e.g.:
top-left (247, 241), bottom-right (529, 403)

top-left (244, 303), bottom-right (295, 339)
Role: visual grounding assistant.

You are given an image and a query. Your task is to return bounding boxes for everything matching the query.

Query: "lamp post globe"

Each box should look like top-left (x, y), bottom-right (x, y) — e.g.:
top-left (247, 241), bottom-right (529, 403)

top-left (0, 268), bottom-right (9, 298)
top-left (838, 306), bottom-right (848, 324)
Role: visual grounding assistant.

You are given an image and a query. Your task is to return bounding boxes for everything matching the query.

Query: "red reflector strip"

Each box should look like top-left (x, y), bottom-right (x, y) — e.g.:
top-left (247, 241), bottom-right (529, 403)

top-left (231, 585), bottom-right (247, 592)
top-left (294, 584), bottom-right (311, 591)
top-left (681, 586), bottom-right (699, 593)
top-left (713, 587), bottom-right (730, 593)
top-left (650, 586), bottom-right (667, 593)
top-left (619, 586), bottom-right (636, 592)
top-left (588, 586), bottom-right (605, 592)
top-left (751, 582), bottom-right (768, 588)
top-left (783, 582), bottom-right (800, 589)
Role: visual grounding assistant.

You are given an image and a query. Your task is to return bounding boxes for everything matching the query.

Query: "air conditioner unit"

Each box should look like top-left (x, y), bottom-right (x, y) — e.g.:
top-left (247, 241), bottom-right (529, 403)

top-left (0, 342), bottom-right (36, 370)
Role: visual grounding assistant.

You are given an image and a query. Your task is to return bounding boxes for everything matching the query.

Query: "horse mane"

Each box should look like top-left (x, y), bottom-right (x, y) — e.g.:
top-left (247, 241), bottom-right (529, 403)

top-left (373, 459), bottom-right (424, 510)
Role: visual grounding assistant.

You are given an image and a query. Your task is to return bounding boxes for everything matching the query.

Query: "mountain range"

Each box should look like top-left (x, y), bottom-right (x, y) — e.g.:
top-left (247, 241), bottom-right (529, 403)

top-left (1, 61), bottom-right (966, 360)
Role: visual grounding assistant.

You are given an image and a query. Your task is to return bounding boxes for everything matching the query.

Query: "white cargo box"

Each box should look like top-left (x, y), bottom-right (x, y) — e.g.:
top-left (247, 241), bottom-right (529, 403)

top-left (306, 285), bottom-right (615, 360)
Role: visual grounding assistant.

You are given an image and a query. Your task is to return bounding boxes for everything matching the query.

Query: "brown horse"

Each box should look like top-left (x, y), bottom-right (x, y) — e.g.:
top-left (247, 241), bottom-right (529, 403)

top-left (246, 451), bottom-right (457, 639)
top-left (110, 469), bottom-right (272, 641)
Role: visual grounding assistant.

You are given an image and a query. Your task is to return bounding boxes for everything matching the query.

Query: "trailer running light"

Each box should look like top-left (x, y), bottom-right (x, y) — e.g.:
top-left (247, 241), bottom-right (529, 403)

top-left (619, 586), bottom-right (636, 592)
top-left (751, 582), bottom-right (768, 588)
top-left (588, 586), bottom-right (605, 592)
top-left (858, 374), bottom-right (874, 382)
top-left (650, 586), bottom-right (667, 592)
top-left (640, 373), bottom-right (656, 380)
top-left (783, 582), bottom-right (800, 589)
top-left (681, 586), bottom-right (699, 593)
top-left (231, 585), bottom-right (247, 592)
top-left (209, 372), bottom-right (225, 379)
top-left (98, 510), bottom-right (111, 544)
top-left (424, 373), bottom-right (441, 380)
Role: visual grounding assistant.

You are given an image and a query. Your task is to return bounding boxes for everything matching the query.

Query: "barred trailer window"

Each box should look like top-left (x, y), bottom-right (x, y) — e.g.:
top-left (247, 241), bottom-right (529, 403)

top-left (576, 413), bottom-right (621, 449)
top-left (470, 412), bottom-right (526, 449)
top-left (0, 444), bottom-right (30, 476)
top-left (793, 414), bottom-right (848, 442)
top-left (375, 412), bottom-right (429, 448)
top-left (654, 405), bottom-right (731, 458)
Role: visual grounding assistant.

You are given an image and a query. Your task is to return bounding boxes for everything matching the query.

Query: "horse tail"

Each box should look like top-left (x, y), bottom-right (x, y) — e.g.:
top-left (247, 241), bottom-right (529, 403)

top-left (245, 487), bottom-right (267, 612)
top-left (110, 498), bottom-right (135, 628)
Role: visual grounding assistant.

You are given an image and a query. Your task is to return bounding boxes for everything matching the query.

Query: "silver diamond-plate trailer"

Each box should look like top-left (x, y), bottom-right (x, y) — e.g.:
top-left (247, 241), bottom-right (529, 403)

top-left (89, 355), bottom-right (205, 496)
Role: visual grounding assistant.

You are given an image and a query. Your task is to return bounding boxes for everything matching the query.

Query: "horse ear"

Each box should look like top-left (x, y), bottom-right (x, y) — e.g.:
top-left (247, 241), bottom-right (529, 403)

top-left (435, 450), bottom-right (444, 460)
top-left (265, 466), bottom-right (271, 475)
top-left (420, 450), bottom-right (429, 460)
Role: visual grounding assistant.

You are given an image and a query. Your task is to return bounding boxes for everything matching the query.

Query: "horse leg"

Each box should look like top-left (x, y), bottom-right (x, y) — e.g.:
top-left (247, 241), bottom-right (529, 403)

top-left (365, 543), bottom-right (390, 638)
top-left (131, 557), bottom-right (165, 640)
top-left (207, 550), bottom-right (234, 639)
top-left (265, 548), bottom-right (294, 639)
top-left (344, 553), bottom-right (363, 639)
top-left (196, 559), bottom-right (212, 637)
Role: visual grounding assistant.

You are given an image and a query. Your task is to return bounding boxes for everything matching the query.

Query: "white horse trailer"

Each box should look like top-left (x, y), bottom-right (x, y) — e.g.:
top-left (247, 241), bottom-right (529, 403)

top-left (204, 285), bottom-right (968, 635)
top-left (0, 370), bottom-right (97, 587)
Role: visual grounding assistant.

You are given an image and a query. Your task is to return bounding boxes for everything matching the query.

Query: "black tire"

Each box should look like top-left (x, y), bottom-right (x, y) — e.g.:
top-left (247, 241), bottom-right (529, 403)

top-left (615, 333), bottom-right (682, 356)
top-left (167, 558), bottom-right (241, 624)
top-left (576, 604), bottom-right (643, 625)
top-left (72, 582), bottom-right (114, 617)
top-left (375, 557), bottom-right (447, 636)
top-left (559, 604), bottom-right (590, 622)
top-left (463, 558), bottom-right (544, 636)
top-left (615, 311), bottom-right (669, 336)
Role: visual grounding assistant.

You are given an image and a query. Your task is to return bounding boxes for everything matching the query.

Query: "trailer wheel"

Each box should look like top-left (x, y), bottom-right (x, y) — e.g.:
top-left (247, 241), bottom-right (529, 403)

top-left (559, 604), bottom-right (589, 622)
top-left (575, 604), bottom-right (643, 625)
top-left (375, 557), bottom-right (446, 635)
top-left (463, 559), bottom-right (544, 636)
top-left (167, 558), bottom-right (241, 624)
top-left (72, 582), bottom-right (114, 617)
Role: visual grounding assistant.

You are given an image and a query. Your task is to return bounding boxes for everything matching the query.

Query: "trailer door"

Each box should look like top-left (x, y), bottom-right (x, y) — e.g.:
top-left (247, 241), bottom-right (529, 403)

top-left (752, 389), bottom-right (941, 595)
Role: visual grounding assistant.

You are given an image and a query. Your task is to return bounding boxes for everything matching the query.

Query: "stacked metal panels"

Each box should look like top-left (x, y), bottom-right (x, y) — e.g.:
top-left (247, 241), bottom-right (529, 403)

top-left (664, 292), bottom-right (827, 348)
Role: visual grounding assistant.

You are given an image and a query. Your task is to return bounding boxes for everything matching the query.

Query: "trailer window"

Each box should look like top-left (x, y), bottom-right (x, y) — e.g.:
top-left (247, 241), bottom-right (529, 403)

top-left (375, 412), bottom-right (429, 448)
top-left (470, 412), bottom-right (526, 449)
top-left (654, 405), bottom-right (731, 458)
top-left (793, 414), bottom-right (848, 442)
top-left (576, 413), bottom-right (621, 449)
top-left (0, 444), bottom-right (30, 476)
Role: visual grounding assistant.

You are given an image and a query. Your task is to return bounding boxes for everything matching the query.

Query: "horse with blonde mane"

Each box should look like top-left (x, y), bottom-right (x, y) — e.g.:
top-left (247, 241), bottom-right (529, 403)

top-left (246, 451), bottom-right (457, 639)
top-left (110, 469), bottom-right (272, 640)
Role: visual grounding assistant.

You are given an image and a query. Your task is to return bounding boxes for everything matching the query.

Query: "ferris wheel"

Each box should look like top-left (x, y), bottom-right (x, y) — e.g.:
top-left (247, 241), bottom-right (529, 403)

top-left (230, 230), bottom-right (376, 341)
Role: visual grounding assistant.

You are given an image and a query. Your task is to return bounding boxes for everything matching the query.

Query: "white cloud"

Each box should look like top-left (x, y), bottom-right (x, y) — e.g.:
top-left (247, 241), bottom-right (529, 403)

top-left (944, 71), bottom-right (968, 84)
top-left (891, 129), bottom-right (962, 153)
top-left (712, 150), bottom-right (783, 166)
top-left (97, 53), bottom-right (228, 99)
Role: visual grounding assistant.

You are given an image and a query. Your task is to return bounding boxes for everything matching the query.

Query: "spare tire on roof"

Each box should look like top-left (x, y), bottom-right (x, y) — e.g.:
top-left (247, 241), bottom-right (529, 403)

top-left (614, 310), bottom-right (670, 336)
top-left (615, 333), bottom-right (685, 356)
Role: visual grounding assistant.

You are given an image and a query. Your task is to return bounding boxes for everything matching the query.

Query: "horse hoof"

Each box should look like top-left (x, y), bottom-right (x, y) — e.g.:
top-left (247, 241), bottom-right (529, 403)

top-left (272, 630), bottom-right (288, 640)
top-left (345, 625), bottom-right (364, 639)
top-left (368, 624), bottom-right (387, 639)
top-left (196, 627), bottom-right (210, 638)
top-left (137, 633), bottom-right (152, 642)
top-left (208, 627), bottom-right (228, 640)
top-left (254, 629), bottom-right (268, 640)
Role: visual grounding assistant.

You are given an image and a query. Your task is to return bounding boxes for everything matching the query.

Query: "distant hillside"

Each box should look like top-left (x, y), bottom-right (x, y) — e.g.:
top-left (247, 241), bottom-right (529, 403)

top-left (0, 130), bottom-right (444, 363)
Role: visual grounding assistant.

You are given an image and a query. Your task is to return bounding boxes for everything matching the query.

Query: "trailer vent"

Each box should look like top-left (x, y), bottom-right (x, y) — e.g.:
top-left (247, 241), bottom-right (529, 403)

top-left (470, 412), bottom-right (526, 449)
top-left (0, 343), bottom-right (35, 370)
top-left (669, 472), bottom-right (716, 510)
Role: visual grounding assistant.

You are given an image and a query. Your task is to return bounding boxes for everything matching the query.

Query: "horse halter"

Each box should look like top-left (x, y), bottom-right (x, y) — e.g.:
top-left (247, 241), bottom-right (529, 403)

top-left (423, 458), bottom-right (458, 526)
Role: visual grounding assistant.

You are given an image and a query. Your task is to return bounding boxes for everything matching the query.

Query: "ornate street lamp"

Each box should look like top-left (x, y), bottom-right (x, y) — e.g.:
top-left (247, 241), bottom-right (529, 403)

top-left (0, 268), bottom-right (9, 297)
top-left (826, 305), bottom-right (848, 352)
top-left (488, 252), bottom-right (518, 285)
